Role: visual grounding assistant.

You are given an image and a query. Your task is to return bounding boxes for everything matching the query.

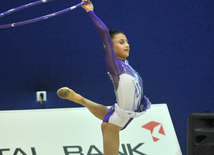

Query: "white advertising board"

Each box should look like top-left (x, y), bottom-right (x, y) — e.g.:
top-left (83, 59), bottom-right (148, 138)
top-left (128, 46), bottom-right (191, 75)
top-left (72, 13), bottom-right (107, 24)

top-left (0, 104), bottom-right (182, 155)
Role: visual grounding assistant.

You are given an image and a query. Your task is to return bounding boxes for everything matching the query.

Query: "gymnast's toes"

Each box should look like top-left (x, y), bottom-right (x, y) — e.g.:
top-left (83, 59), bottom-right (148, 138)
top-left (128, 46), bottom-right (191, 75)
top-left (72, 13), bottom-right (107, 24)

top-left (57, 87), bottom-right (71, 99)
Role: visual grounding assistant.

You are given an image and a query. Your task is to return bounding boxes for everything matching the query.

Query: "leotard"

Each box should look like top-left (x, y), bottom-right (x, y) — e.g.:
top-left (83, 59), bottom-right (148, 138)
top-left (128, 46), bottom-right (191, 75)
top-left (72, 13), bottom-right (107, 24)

top-left (88, 11), bottom-right (151, 129)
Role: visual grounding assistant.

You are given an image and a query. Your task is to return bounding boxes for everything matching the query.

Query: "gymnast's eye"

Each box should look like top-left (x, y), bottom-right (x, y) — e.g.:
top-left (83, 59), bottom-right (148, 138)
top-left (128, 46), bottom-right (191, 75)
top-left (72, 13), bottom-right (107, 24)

top-left (119, 40), bottom-right (125, 44)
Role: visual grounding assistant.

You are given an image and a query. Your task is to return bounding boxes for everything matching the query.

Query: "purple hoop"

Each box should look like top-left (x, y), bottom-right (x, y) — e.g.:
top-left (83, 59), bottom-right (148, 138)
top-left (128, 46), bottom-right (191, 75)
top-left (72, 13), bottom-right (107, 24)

top-left (0, 0), bottom-right (89, 29)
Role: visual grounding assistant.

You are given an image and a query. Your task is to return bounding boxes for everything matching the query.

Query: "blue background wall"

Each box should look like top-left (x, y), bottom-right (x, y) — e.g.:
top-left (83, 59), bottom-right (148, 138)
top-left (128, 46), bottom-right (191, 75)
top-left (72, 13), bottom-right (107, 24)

top-left (0, 0), bottom-right (213, 154)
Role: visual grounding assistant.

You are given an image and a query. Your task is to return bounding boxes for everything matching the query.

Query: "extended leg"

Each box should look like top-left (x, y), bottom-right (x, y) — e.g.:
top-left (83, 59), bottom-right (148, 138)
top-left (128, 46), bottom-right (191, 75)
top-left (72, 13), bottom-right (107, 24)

top-left (101, 122), bottom-right (122, 155)
top-left (57, 87), bottom-right (109, 120)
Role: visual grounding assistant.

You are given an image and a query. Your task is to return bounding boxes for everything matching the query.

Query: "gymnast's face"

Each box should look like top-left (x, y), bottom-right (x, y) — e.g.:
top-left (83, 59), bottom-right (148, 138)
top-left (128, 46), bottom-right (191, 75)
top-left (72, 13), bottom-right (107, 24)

top-left (112, 33), bottom-right (130, 60)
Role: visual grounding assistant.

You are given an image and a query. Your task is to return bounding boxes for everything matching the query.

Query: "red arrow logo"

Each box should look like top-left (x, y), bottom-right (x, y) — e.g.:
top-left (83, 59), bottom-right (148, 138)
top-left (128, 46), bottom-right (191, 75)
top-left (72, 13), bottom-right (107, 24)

top-left (142, 121), bottom-right (165, 142)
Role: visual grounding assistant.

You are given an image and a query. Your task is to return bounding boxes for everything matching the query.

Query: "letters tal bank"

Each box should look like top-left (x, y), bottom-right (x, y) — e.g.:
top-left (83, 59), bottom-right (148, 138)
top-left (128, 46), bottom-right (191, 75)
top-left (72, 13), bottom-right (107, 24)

top-left (0, 143), bottom-right (146, 155)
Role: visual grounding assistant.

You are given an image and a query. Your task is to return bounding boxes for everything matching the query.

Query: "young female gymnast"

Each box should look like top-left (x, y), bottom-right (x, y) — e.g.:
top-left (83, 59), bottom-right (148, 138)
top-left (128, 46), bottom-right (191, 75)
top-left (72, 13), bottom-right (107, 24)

top-left (57, 1), bottom-right (151, 154)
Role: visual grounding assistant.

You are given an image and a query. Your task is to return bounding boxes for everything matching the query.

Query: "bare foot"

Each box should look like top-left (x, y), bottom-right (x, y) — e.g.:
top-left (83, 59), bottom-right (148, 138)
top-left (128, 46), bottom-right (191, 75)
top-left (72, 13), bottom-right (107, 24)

top-left (57, 87), bottom-right (83, 104)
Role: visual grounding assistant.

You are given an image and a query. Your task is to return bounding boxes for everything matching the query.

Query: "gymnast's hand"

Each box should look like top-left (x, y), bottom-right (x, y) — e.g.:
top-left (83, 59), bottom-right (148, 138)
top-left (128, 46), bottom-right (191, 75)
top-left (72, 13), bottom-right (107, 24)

top-left (81, 0), bottom-right (94, 12)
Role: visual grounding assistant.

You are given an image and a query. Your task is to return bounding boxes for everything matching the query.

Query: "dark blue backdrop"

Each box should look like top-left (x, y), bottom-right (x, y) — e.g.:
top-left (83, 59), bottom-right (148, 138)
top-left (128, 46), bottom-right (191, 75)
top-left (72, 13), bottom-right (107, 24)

top-left (0, 0), bottom-right (213, 154)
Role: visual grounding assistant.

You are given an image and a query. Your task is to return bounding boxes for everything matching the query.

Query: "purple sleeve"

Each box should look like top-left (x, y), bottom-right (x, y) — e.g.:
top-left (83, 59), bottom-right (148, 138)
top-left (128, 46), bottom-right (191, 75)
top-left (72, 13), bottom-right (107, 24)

top-left (87, 11), bottom-right (123, 88)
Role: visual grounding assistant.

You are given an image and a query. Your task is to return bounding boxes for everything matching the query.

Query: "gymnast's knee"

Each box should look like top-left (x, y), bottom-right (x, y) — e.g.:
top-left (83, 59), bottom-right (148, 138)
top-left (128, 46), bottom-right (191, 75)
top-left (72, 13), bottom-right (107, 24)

top-left (101, 122), bottom-right (122, 133)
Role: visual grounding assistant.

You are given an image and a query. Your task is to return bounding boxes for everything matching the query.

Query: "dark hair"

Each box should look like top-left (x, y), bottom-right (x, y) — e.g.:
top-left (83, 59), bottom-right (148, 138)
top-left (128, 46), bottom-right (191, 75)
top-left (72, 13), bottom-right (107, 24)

top-left (109, 30), bottom-right (125, 39)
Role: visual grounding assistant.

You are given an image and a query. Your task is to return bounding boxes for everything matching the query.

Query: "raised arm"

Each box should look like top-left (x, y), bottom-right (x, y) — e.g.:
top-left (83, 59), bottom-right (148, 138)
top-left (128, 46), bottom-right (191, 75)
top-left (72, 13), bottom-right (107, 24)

top-left (81, 1), bottom-right (123, 89)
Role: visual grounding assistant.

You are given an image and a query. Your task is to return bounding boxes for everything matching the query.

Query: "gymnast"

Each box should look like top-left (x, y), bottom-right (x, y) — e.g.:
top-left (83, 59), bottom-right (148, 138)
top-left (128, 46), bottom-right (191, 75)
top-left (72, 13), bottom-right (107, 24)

top-left (57, 0), bottom-right (151, 154)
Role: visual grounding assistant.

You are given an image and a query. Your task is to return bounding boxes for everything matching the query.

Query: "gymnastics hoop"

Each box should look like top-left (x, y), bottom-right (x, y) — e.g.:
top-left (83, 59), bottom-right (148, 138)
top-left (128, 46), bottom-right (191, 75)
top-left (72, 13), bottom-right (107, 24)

top-left (0, 0), bottom-right (90, 29)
